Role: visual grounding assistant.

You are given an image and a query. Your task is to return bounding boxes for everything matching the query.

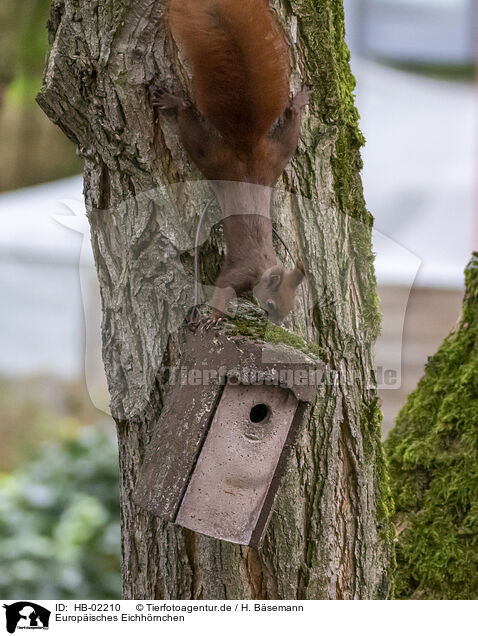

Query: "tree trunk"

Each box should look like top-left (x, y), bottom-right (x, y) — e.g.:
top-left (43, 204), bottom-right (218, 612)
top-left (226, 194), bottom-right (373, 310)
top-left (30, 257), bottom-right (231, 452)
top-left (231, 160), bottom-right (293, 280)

top-left (38, 0), bottom-right (394, 599)
top-left (386, 253), bottom-right (478, 600)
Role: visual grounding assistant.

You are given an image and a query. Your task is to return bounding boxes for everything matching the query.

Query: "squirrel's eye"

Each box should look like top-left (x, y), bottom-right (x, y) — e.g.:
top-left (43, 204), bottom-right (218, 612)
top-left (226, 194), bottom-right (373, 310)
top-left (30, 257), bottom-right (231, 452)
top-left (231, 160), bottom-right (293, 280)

top-left (266, 300), bottom-right (276, 311)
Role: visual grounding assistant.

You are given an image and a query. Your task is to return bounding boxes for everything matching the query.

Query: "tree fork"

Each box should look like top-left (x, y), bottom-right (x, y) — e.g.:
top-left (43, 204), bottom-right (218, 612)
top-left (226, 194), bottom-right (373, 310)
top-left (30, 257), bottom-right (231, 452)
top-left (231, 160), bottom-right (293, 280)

top-left (38, 0), bottom-right (394, 599)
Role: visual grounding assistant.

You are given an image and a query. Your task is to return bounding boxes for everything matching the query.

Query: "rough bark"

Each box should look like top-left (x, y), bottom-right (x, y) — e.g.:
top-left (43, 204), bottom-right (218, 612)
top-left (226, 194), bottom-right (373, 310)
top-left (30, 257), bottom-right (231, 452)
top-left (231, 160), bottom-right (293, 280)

top-left (38, 0), bottom-right (394, 599)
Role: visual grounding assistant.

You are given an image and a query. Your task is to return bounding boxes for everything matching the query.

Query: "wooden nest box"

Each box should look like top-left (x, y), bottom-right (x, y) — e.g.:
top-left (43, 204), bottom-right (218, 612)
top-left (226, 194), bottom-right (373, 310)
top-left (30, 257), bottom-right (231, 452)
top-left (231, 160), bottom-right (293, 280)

top-left (134, 320), bottom-right (321, 547)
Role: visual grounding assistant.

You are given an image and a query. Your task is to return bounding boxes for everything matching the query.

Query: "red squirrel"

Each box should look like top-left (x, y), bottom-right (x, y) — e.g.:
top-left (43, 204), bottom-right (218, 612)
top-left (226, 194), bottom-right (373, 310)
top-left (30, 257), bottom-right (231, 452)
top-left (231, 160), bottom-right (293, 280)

top-left (152, 0), bottom-right (309, 325)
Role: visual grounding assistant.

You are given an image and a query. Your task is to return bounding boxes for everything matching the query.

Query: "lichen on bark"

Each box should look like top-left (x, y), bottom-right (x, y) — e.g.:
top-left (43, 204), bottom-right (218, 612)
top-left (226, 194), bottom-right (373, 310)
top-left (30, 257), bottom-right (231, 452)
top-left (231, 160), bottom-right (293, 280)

top-left (386, 253), bottom-right (478, 599)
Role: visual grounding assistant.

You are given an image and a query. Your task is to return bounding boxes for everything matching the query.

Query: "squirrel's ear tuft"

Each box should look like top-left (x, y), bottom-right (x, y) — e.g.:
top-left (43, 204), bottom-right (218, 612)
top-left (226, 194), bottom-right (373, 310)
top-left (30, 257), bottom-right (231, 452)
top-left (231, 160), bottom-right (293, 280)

top-left (290, 261), bottom-right (305, 287)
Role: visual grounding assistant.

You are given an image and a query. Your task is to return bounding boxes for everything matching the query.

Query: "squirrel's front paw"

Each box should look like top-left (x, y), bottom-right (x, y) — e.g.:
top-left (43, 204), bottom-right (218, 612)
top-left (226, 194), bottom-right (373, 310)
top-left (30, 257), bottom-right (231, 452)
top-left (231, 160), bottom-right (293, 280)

top-left (202, 309), bottom-right (227, 331)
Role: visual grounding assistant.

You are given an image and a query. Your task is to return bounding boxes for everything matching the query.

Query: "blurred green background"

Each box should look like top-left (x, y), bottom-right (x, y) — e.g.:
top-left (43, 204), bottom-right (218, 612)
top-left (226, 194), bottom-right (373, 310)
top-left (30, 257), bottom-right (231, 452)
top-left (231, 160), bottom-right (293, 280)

top-left (0, 0), bottom-right (120, 599)
top-left (0, 0), bottom-right (82, 192)
top-left (0, 380), bottom-right (121, 599)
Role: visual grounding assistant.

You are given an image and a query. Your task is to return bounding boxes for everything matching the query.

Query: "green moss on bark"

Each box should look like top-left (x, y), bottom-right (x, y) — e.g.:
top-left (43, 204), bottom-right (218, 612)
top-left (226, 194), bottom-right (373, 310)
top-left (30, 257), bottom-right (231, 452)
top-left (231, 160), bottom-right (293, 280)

top-left (292, 0), bottom-right (382, 343)
top-left (293, 0), bottom-right (368, 219)
top-left (290, 2), bottom-right (393, 590)
top-left (225, 300), bottom-right (326, 360)
top-left (385, 253), bottom-right (478, 599)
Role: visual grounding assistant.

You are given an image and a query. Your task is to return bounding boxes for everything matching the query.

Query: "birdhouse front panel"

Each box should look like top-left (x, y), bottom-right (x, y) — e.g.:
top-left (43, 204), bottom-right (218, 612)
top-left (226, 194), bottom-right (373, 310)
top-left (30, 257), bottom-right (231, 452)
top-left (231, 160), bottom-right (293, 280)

top-left (176, 383), bottom-right (299, 545)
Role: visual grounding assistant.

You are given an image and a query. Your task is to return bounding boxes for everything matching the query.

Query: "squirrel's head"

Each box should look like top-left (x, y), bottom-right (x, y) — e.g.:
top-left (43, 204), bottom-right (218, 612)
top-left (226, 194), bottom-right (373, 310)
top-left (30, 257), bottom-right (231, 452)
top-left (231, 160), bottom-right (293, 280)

top-left (254, 261), bottom-right (305, 324)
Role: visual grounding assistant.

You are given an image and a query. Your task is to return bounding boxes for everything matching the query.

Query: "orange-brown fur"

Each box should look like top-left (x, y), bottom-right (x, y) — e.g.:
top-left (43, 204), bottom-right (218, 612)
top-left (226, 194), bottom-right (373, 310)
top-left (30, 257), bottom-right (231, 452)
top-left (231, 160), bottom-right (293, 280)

top-left (168, 0), bottom-right (290, 154)
top-left (153, 0), bottom-right (309, 323)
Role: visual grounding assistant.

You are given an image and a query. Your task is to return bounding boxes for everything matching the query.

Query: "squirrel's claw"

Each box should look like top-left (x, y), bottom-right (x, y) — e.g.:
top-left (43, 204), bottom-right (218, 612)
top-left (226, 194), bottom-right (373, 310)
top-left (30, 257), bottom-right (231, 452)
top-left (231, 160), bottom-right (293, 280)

top-left (186, 306), bottom-right (227, 332)
top-left (150, 87), bottom-right (184, 110)
top-left (201, 312), bottom-right (226, 332)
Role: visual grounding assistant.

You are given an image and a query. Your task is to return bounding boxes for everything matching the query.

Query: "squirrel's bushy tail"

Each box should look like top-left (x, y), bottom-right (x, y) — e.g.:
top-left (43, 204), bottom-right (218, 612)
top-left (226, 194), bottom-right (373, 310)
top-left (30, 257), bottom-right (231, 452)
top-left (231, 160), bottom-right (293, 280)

top-left (168, 0), bottom-right (290, 153)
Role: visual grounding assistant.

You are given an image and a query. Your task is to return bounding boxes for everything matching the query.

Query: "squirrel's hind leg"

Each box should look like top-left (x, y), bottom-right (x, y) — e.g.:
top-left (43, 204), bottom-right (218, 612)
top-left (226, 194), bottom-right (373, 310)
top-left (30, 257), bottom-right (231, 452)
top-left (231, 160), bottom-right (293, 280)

top-left (151, 85), bottom-right (222, 177)
top-left (150, 86), bottom-right (185, 110)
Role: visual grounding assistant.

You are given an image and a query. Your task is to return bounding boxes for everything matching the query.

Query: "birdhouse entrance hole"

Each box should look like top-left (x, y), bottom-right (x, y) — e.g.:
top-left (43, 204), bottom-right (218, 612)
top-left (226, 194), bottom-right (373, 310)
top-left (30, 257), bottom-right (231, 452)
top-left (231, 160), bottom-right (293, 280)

top-left (249, 403), bottom-right (270, 423)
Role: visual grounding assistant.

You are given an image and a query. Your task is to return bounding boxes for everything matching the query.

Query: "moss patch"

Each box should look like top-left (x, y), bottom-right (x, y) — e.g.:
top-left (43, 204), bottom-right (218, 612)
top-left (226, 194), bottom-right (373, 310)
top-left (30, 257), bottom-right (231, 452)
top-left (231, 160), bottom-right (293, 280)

top-left (385, 253), bottom-right (478, 599)
top-left (293, 0), bottom-right (368, 222)
top-left (224, 300), bottom-right (326, 361)
top-left (290, 0), bottom-right (381, 342)
top-left (288, 1), bottom-right (393, 593)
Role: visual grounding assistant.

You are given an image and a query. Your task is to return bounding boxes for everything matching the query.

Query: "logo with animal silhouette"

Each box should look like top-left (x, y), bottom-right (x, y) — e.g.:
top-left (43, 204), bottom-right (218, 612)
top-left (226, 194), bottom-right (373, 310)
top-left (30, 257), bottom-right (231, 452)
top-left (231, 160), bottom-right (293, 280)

top-left (3, 603), bottom-right (50, 634)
